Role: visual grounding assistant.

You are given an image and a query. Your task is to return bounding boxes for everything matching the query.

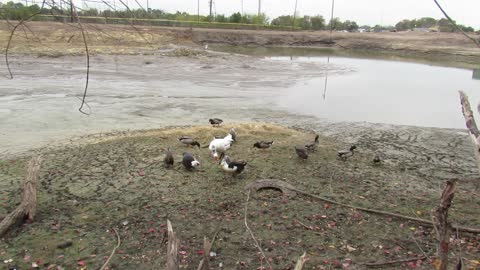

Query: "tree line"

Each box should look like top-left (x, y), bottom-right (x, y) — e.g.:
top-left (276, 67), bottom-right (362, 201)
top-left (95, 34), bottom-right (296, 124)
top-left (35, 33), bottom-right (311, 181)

top-left (0, 1), bottom-right (477, 32)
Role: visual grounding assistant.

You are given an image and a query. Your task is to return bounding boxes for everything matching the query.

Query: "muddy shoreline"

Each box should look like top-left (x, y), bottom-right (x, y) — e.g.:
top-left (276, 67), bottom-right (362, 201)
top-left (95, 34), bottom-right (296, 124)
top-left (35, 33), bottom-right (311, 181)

top-left (1, 21), bottom-right (480, 69)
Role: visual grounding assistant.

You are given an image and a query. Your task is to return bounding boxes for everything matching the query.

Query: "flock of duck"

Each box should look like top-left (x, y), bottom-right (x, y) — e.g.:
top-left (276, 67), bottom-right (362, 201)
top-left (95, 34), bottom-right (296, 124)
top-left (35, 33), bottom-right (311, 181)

top-left (162, 118), bottom-right (375, 177)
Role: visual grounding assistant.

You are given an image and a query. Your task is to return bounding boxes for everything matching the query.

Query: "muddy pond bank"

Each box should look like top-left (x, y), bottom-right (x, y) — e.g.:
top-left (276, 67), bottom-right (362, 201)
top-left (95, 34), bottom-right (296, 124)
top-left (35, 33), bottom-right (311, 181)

top-left (1, 123), bottom-right (479, 270)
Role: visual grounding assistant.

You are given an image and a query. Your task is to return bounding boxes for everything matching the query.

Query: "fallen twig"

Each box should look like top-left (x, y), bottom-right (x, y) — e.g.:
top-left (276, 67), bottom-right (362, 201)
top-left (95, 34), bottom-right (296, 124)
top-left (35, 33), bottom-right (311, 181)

top-left (294, 252), bottom-right (307, 270)
top-left (100, 228), bottom-right (121, 270)
top-left (363, 255), bottom-right (427, 268)
top-left (244, 191), bottom-right (273, 270)
top-left (295, 219), bottom-right (323, 235)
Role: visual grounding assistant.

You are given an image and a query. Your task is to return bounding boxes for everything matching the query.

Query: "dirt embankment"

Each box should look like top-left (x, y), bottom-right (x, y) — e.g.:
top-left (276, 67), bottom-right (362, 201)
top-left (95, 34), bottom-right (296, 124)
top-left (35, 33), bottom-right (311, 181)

top-left (1, 21), bottom-right (479, 67)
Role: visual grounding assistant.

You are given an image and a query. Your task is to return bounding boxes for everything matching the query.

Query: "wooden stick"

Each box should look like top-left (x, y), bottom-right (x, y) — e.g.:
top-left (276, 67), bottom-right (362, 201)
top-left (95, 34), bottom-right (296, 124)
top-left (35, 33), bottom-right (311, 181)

top-left (247, 179), bottom-right (480, 234)
top-left (244, 191), bottom-right (273, 270)
top-left (167, 220), bottom-right (179, 270)
top-left (295, 219), bottom-right (323, 235)
top-left (197, 228), bottom-right (221, 270)
top-left (294, 252), bottom-right (307, 270)
top-left (432, 180), bottom-right (456, 270)
top-left (0, 156), bottom-right (42, 237)
top-left (363, 255), bottom-right (427, 268)
top-left (459, 91), bottom-right (480, 175)
top-left (100, 228), bottom-right (121, 270)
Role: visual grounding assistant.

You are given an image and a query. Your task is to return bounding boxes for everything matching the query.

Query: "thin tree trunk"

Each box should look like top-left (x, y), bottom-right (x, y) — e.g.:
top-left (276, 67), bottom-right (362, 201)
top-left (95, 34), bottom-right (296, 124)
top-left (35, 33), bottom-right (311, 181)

top-left (459, 91), bottom-right (480, 174)
top-left (432, 180), bottom-right (456, 270)
top-left (0, 156), bottom-right (42, 237)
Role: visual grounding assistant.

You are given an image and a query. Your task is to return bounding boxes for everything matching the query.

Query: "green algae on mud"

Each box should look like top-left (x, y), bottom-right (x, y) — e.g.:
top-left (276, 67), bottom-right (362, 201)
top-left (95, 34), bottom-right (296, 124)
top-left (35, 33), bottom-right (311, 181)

top-left (0, 123), bottom-right (479, 270)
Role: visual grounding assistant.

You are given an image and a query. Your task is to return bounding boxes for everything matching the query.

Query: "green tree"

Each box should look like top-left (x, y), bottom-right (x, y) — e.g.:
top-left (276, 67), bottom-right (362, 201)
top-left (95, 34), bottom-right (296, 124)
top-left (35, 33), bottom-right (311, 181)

top-left (229, 12), bottom-right (242, 23)
top-left (310, 15), bottom-right (325, 30)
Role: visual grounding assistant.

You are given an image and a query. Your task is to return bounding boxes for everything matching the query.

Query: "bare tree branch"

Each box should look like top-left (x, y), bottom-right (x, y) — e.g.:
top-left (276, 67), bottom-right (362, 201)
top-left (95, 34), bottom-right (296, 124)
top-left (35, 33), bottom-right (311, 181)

top-left (4, 0), bottom-right (47, 79)
top-left (433, 0), bottom-right (480, 48)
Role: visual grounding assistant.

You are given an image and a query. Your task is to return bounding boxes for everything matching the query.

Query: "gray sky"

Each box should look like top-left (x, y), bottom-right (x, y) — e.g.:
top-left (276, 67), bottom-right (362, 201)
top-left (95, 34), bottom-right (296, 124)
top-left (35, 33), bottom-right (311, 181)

top-left (118, 0), bottom-right (478, 29)
top-left (77, 0), bottom-right (480, 29)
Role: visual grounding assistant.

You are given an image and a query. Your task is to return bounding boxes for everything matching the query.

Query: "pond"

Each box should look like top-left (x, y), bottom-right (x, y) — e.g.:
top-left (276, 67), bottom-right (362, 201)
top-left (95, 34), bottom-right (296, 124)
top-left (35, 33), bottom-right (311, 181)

top-left (0, 48), bottom-right (479, 154)
top-left (274, 55), bottom-right (480, 129)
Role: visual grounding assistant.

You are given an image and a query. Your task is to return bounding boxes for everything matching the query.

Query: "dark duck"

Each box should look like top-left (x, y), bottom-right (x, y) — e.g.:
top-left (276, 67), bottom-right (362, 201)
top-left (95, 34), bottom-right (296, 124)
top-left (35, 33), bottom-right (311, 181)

top-left (253, 141), bottom-right (274, 149)
top-left (209, 118), bottom-right (223, 127)
top-left (295, 146), bottom-right (309, 160)
top-left (163, 148), bottom-right (174, 167)
top-left (305, 134), bottom-right (319, 152)
top-left (182, 152), bottom-right (200, 170)
top-left (338, 145), bottom-right (357, 160)
top-left (178, 136), bottom-right (201, 147)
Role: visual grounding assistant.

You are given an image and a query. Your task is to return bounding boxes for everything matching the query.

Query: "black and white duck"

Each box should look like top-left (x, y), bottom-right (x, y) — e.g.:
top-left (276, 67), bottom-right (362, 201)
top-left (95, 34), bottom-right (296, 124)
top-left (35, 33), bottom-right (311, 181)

top-left (338, 145), bottom-right (357, 160)
top-left (178, 136), bottom-right (201, 148)
top-left (182, 152), bottom-right (200, 170)
top-left (163, 148), bottom-right (174, 167)
top-left (220, 156), bottom-right (247, 176)
top-left (253, 141), bottom-right (274, 149)
top-left (209, 118), bottom-right (223, 127)
top-left (305, 134), bottom-right (319, 152)
top-left (295, 146), bottom-right (309, 160)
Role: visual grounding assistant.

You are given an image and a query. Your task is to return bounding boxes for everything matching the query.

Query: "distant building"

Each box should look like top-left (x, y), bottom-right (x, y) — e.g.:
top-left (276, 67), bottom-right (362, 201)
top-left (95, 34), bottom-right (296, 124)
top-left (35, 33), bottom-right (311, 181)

top-left (413, 28), bottom-right (430, 32)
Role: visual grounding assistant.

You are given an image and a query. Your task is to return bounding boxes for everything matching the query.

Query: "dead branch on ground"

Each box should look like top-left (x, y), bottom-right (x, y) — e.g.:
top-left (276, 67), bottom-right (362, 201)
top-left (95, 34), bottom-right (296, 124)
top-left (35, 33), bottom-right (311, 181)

top-left (459, 91), bottom-right (480, 175)
top-left (294, 252), bottom-right (307, 270)
top-left (167, 220), bottom-right (179, 270)
top-left (246, 179), bottom-right (480, 234)
top-left (244, 191), bottom-right (273, 270)
top-left (0, 156), bottom-right (42, 237)
top-left (363, 255), bottom-right (427, 268)
top-left (431, 180), bottom-right (456, 270)
top-left (100, 228), bottom-right (121, 270)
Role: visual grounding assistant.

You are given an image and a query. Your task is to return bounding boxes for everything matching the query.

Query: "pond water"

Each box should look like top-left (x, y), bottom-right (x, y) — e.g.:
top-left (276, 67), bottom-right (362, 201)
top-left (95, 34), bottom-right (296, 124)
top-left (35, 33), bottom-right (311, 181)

top-left (274, 55), bottom-right (480, 129)
top-left (0, 49), bottom-right (479, 154)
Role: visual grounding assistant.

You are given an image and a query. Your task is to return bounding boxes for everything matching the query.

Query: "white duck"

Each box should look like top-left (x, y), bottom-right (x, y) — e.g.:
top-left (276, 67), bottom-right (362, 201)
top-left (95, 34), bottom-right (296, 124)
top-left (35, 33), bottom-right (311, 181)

top-left (209, 133), bottom-right (234, 160)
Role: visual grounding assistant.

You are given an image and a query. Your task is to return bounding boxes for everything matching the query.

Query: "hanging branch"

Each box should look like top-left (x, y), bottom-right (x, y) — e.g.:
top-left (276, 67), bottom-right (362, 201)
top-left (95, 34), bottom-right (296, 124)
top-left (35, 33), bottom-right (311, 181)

top-left (68, 0), bottom-right (91, 115)
top-left (4, 0), bottom-right (47, 79)
top-left (433, 0), bottom-right (480, 48)
top-left (115, 0), bottom-right (153, 48)
top-left (458, 91), bottom-right (480, 175)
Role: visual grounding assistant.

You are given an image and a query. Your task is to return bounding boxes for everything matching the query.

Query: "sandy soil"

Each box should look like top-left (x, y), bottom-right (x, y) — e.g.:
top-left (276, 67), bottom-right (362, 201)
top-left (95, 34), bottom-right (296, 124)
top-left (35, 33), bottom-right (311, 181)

top-left (1, 21), bottom-right (479, 68)
top-left (0, 123), bottom-right (479, 270)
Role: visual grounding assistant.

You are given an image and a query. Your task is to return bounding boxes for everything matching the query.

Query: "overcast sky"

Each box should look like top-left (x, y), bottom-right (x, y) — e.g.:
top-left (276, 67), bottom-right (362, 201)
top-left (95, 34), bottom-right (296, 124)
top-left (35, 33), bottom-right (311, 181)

top-left (108, 0), bottom-right (478, 29)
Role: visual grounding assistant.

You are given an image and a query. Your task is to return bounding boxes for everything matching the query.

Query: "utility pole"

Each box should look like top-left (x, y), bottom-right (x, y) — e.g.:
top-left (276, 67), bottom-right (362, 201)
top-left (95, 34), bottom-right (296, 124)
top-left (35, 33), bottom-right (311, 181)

top-left (197, 0), bottom-right (200, 22)
top-left (146, 0), bottom-right (149, 13)
top-left (70, 0), bottom-right (74, 23)
top-left (209, 0), bottom-right (213, 21)
top-left (292, 0), bottom-right (298, 29)
top-left (258, 0), bottom-right (261, 16)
